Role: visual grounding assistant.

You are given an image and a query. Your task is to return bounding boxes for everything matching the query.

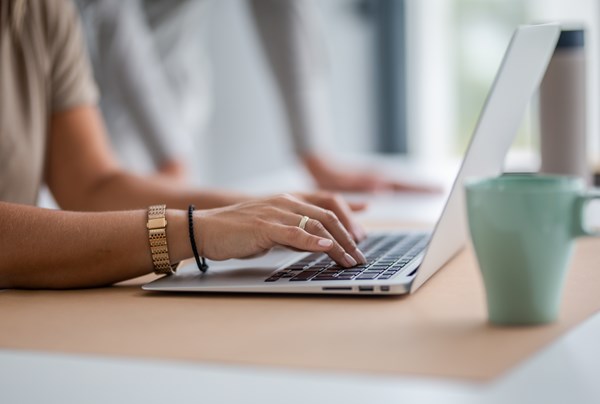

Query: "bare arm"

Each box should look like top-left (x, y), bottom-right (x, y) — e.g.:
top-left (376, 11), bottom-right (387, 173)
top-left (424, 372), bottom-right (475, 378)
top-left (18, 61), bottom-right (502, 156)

top-left (0, 192), bottom-right (366, 289)
top-left (0, 106), bottom-right (367, 289)
top-left (45, 106), bottom-right (249, 211)
top-left (0, 203), bottom-right (191, 289)
top-left (44, 106), bottom-right (369, 241)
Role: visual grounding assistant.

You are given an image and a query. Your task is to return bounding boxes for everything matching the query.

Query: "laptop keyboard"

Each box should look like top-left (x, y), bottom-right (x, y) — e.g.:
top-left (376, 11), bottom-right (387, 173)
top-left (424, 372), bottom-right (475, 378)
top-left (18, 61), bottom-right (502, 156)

top-left (264, 233), bottom-right (429, 283)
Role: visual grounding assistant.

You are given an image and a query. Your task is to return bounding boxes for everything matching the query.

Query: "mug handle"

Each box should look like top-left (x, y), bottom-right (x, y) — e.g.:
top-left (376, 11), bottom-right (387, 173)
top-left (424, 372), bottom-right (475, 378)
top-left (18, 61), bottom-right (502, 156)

top-left (574, 190), bottom-right (600, 237)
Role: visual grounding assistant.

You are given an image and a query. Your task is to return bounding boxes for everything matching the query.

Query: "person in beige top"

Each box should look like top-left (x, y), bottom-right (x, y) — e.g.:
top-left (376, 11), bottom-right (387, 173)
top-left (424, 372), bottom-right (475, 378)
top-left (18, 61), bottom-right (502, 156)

top-left (0, 0), bottom-right (367, 289)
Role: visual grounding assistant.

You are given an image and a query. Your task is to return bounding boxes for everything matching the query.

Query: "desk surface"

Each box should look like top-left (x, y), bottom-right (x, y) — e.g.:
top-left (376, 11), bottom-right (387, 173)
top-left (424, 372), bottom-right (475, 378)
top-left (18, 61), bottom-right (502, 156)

top-left (2, 223), bottom-right (600, 382)
top-left (5, 310), bottom-right (600, 403)
top-left (7, 164), bottom-right (600, 388)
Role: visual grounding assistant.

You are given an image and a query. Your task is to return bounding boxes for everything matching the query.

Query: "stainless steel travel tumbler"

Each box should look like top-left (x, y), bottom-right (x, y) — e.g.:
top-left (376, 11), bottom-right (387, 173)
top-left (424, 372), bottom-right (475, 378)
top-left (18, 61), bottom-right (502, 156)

top-left (539, 29), bottom-right (588, 183)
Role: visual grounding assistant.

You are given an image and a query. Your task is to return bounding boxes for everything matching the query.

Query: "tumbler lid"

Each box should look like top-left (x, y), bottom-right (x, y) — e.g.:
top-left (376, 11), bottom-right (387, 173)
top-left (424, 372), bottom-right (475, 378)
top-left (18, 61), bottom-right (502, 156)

top-left (556, 29), bottom-right (584, 48)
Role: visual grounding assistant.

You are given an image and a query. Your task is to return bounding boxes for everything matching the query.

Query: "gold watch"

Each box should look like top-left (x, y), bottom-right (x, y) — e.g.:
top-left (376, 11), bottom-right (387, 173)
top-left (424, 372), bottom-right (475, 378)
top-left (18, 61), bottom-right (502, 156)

top-left (147, 204), bottom-right (177, 275)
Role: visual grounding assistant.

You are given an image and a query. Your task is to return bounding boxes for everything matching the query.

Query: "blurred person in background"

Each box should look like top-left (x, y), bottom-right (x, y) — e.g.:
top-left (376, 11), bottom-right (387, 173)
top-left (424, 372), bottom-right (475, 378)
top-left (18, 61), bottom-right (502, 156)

top-left (76, 0), bottom-right (428, 192)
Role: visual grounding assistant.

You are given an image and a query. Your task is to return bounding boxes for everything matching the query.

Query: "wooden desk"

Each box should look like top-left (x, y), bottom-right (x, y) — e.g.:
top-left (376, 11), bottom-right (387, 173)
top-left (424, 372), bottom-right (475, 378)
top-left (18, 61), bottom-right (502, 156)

top-left (2, 231), bottom-right (599, 382)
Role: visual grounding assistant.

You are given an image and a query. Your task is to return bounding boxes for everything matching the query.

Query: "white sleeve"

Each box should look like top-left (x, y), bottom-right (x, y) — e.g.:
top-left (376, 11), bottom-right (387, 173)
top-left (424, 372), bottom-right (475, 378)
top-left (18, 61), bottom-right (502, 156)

top-left (249, 0), bottom-right (334, 155)
top-left (91, 0), bottom-right (184, 166)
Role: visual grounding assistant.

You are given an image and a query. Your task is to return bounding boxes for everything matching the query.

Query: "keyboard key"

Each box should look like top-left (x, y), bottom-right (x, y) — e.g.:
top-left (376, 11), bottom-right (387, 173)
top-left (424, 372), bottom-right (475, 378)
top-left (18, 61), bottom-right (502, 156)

top-left (378, 258), bottom-right (396, 263)
top-left (290, 271), bottom-right (320, 281)
top-left (324, 267), bottom-right (344, 273)
top-left (339, 271), bottom-right (362, 275)
top-left (304, 253), bottom-right (324, 261)
top-left (313, 275), bottom-right (339, 281)
top-left (266, 232), bottom-right (429, 282)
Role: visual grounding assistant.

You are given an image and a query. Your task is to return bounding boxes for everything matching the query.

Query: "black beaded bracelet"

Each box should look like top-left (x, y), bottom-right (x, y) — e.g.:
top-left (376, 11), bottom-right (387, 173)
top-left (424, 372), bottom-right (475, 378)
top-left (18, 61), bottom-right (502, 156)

top-left (188, 205), bottom-right (209, 273)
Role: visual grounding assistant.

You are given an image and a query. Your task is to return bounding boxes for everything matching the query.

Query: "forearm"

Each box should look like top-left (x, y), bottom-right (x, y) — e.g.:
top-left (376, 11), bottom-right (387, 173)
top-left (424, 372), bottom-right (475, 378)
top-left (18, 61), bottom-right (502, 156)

top-left (46, 107), bottom-right (252, 212)
top-left (73, 170), bottom-right (251, 211)
top-left (0, 202), bottom-right (191, 289)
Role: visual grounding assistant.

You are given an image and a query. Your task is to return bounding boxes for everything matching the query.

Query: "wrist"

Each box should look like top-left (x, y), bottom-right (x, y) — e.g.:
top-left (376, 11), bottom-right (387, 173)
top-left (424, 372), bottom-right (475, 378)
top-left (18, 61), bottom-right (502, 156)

top-left (200, 191), bottom-right (253, 208)
top-left (193, 211), bottom-right (208, 258)
top-left (187, 205), bottom-right (209, 272)
top-left (165, 209), bottom-right (193, 263)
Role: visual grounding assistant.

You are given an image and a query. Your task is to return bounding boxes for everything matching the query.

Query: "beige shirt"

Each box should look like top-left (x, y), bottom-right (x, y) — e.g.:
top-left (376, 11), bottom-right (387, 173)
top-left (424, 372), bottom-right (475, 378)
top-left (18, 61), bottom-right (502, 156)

top-left (0, 0), bottom-right (98, 205)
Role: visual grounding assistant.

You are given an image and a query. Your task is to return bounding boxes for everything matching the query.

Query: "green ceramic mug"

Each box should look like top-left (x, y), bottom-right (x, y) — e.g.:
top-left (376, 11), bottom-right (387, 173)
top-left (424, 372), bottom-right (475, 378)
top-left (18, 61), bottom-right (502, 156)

top-left (465, 174), bottom-right (600, 325)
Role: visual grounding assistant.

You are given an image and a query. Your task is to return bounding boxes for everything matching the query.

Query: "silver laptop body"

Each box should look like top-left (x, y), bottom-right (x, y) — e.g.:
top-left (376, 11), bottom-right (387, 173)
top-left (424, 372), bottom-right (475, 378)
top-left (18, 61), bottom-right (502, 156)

top-left (144, 24), bottom-right (560, 295)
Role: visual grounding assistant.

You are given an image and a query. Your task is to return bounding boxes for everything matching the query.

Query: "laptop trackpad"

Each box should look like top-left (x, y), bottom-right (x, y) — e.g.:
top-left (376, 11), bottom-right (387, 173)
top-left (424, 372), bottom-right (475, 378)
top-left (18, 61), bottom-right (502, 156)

top-left (174, 247), bottom-right (305, 281)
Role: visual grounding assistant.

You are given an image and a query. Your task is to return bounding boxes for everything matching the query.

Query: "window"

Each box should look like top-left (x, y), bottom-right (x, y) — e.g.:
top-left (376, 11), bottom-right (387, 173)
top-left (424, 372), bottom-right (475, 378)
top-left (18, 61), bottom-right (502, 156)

top-left (406, 0), bottom-right (599, 170)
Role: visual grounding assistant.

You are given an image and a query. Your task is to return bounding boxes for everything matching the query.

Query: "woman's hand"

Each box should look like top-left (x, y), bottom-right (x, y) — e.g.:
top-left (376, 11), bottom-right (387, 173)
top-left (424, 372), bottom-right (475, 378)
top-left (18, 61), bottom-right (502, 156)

top-left (195, 194), bottom-right (367, 267)
top-left (293, 191), bottom-right (368, 242)
top-left (303, 154), bottom-right (439, 194)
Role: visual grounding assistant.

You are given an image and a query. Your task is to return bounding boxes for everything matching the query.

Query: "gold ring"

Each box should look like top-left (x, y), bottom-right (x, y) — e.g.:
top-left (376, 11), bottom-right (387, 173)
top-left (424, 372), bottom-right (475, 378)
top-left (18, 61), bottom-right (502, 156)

top-left (298, 215), bottom-right (310, 230)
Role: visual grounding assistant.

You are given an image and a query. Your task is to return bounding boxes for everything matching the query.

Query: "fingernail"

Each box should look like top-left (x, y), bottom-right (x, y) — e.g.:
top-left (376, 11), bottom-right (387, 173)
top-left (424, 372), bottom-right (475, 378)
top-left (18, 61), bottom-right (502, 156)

top-left (354, 248), bottom-right (367, 265)
top-left (318, 239), bottom-right (333, 248)
top-left (343, 253), bottom-right (357, 267)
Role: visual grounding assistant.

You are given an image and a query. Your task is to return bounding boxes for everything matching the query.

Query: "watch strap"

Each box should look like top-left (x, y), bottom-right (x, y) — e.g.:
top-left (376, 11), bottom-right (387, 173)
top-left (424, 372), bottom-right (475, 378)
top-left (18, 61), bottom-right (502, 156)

top-left (147, 204), bottom-right (177, 275)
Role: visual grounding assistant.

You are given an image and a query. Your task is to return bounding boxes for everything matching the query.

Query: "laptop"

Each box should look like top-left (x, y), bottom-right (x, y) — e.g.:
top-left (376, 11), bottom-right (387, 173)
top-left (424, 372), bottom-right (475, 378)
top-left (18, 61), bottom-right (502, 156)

top-left (144, 24), bottom-right (560, 296)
